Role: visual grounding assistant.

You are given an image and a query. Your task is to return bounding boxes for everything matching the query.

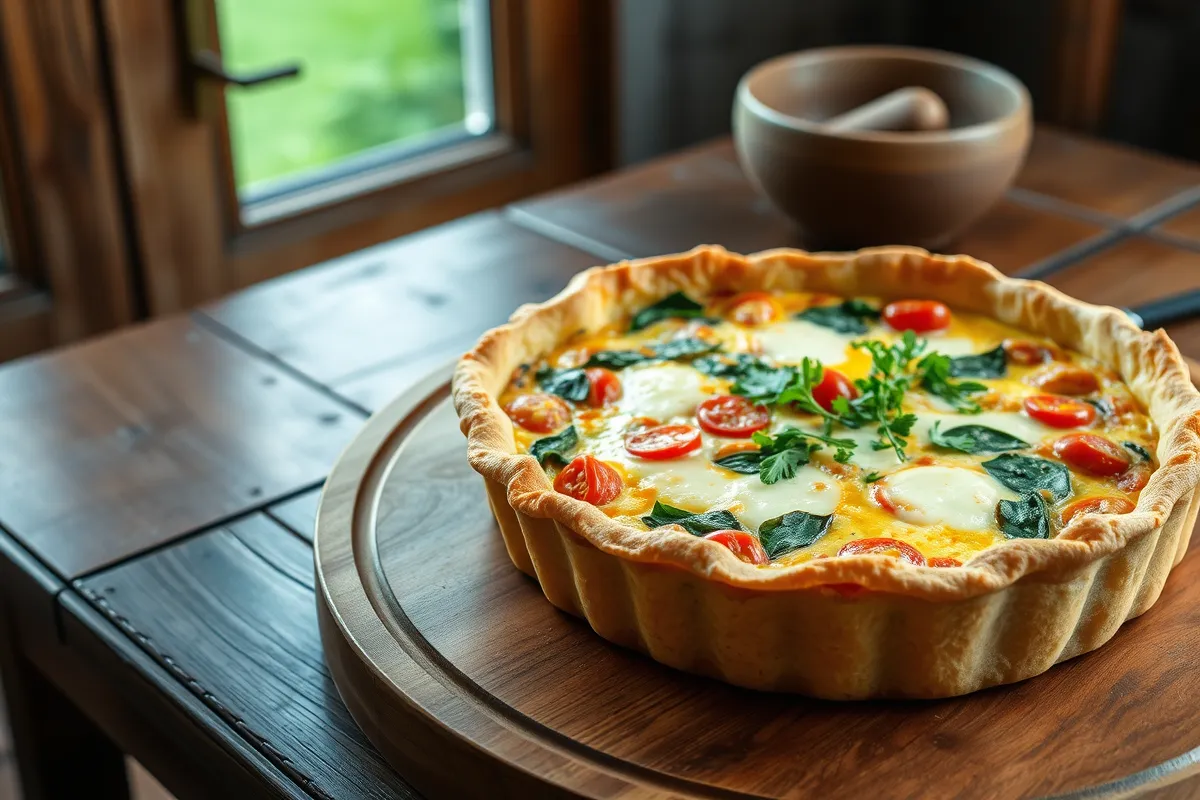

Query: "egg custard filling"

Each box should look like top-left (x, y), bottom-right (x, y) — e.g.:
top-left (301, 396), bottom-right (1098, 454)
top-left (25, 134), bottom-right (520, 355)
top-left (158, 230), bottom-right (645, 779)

top-left (499, 291), bottom-right (1158, 569)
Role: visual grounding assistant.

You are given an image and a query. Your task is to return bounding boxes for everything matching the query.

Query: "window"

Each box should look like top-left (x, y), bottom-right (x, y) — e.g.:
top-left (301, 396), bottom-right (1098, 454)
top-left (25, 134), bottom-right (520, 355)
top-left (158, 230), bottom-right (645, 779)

top-left (0, 0), bottom-right (612, 361)
top-left (218, 0), bottom-right (496, 220)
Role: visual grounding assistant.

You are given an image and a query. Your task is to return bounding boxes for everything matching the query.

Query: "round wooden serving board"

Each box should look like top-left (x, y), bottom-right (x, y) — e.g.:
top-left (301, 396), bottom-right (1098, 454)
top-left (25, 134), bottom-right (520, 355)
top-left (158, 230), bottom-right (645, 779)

top-left (316, 366), bottom-right (1200, 799)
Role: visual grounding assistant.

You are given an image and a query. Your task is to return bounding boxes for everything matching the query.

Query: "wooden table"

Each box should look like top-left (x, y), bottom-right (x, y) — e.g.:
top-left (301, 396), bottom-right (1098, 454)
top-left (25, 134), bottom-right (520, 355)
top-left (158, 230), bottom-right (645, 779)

top-left (3, 127), bottom-right (1200, 799)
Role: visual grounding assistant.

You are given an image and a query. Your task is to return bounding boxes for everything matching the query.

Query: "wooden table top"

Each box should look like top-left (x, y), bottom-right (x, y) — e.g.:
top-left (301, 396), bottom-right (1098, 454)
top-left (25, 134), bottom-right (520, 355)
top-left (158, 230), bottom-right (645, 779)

top-left (4, 126), bottom-right (1200, 799)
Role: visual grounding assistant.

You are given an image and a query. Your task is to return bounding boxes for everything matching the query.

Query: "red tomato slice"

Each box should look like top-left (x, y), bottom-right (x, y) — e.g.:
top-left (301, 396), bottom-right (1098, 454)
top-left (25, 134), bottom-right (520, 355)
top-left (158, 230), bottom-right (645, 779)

top-left (584, 367), bottom-right (622, 407)
top-left (1027, 364), bottom-right (1101, 396)
top-left (625, 424), bottom-right (703, 460)
top-left (1023, 394), bottom-right (1096, 428)
top-left (1052, 433), bottom-right (1131, 476)
top-left (1118, 462), bottom-right (1152, 492)
top-left (504, 393), bottom-right (572, 433)
top-left (810, 368), bottom-right (858, 412)
top-left (869, 482), bottom-right (897, 514)
top-left (1002, 339), bottom-right (1053, 366)
top-left (928, 556), bottom-right (962, 568)
top-left (553, 455), bottom-right (623, 505)
top-left (882, 300), bottom-right (951, 333)
top-left (837, 537), bottom-right (927, 566)
top-left (727, 291), bottom-right (782, 326)
top-left (1061, 495), bottom-right (1136, 525)
top-left (704, 530), bottom-right (769, 565)
top-left (696, 395), bottom-right (771, 438)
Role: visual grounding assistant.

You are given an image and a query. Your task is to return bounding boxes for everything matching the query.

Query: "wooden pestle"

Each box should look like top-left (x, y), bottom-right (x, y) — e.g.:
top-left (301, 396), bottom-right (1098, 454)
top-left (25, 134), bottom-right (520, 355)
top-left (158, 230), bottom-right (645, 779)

top-left (823, 87), bottom-right (950, 132)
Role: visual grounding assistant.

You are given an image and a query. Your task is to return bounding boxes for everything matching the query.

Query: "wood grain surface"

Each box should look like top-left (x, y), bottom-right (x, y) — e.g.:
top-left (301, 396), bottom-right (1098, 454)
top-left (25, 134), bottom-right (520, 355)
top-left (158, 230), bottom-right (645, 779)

top-left (202, 212), bottom-right (601, 385)
top-left (511, 139), bottom-right (1110, 272)
top-left (316, 372), bottom-right (1200, 799)
top-left (0, 317), bottom-right (361, 577)
top-left (1016, 127), bottom-right (1200, 220)
top-left (74, 514), bottom-right (418, 800)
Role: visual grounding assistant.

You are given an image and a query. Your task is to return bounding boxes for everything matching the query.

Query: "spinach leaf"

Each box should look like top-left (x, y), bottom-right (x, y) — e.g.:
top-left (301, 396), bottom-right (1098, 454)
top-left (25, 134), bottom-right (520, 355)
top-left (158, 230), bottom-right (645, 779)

top-left (797, 300), bottom-right (880, 334)
top-left (584, 350), bottom-right (649, 370)
top-left (982, 454), bottom-right (1071, 500)
top-left (918, 352), bottom-right (987, 412)
top-left (752, 427), bottom-right (831, 484)
top-left (536, 367), bottom-right (590, 403)
top-left (652, 337), bottom-right (720, 361)
top-left (713, 451), bottom-right (763, 474)
top-left (1123, 441), bottom-right (1152, 463)
top-left (758, 511), bottom-right (833, 559)
top-left (948, 345), bottom-right (1007, 379)
top-left (732, 363), bottom-right (796, 403)
top-left (641, 501), bottom-right (744, 536)
top-left (529, 426), bottom-right (578, 466)
top-left (929, 422), bottom-right (1028, 454)
top-left (996, 491), bottom-right (1051, 539)
top-left (693, 352), bottom-right (762, 379)
top-left (630, 291), bottom-right (707, 331)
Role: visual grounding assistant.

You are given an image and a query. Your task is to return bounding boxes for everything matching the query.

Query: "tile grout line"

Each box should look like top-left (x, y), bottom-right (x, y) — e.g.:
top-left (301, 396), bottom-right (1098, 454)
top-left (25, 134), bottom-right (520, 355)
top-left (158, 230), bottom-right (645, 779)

top-left (503, 206), bottom-right (636, 263)
top-left (1125, 185), bottom-right (1200, 231)
top-left (190, 312), bottom-right (372, 420)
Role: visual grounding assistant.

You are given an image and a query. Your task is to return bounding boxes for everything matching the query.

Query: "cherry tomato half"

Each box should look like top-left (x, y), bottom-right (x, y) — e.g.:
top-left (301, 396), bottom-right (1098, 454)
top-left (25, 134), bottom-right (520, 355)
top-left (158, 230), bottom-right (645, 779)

top-left (1027, 363), bottom-right (1101, 396)
top-left (1003, 338), bottom-right (1055, 366)
top-left (697, 395), bottom-right (771, 438)
top-left (504, 393), bottom-right (572, 433)
top-left (553, 455), bottom-right (622, 505)
top-left (882, 300), bottom-right (951, 333)
top-left (1023, 394), bottom-right (1096, 429)
top-left (1052, 433), bottom-right (1131, 476)
top-left (727, 291), bottom-right (782, 326)
top-left (1118, 462), bottom-right (1152, 492)
top-left (810, 368), bottom-right (858, 412)
top-left (704, 530), bottom-right (770, 565)
top-left (837, 537), bottom-right (927, 566)
top-left (928, 556), bottom-right (963, 568)
top-left (624, 424), bottom-right (703, 460)
top-left (584, 367), bottom-right (622, 407)
top-left (1061, 495), bottom-right (1136, 525)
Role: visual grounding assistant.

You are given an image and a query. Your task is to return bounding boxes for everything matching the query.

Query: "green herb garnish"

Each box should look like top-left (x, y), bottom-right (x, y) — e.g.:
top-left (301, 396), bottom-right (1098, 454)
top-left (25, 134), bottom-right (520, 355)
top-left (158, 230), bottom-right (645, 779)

top-left (712, 450), bottom-right (763, 474)
top-left (758, 511), bottom-right (833, 559)
top-left (929, 422), bottom-right (1028, 454)
top-left (629, 291), bottom-right (709, 331)
top-left (948, 346), bottom-right (1007, 379)
top-left (996, 491), bottom-right (1051, 539)
top-left (982, 454), bottom-right (1071, 500)
top-left (862, 471), bottom-right (883, 483)
top-left (1123, 442), bottom-right (1152, 463)
top-left (797, 299), bottom-right (881, 334)
top-left (918, 351), bottom-right (988, 412)
top-left (750, 426), bottom-right (855, 484)
top-left (652, 337), bottom-right (720, 361)
top-left (529, 426), bottom-right (579, 466)
top-left (536, 367), bottom-right (590, 403)
top-left (641, 501), bottom-right (744, 536)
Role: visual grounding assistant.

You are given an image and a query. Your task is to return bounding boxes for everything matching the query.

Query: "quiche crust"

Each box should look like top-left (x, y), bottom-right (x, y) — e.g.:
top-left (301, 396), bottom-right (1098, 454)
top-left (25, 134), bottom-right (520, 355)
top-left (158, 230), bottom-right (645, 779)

top-left (452, 245), bottom-right (1200, 698)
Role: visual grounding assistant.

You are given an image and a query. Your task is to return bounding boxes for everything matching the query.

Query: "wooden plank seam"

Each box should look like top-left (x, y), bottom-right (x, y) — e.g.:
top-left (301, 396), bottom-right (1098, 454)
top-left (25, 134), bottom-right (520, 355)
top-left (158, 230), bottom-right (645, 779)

top-left (73, 585), bottom-right (336, 800)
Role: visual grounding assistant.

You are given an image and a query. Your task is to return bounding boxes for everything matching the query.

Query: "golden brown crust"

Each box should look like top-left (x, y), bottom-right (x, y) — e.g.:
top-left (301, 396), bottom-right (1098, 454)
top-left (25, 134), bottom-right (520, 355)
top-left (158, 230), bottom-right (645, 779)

top-left (452, 246), bottom-right (1200, 696)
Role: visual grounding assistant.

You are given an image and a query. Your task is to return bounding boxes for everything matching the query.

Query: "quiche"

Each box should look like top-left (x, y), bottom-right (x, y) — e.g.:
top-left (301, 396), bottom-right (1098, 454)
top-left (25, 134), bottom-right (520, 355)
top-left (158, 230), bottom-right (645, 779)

top-left (453, 246), bottom-right (1200, 698)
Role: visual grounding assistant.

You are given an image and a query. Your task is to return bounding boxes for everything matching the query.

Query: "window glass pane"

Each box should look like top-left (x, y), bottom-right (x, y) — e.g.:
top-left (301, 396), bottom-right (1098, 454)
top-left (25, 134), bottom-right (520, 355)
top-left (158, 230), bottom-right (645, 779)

top-left (217, 0), bottom-right (493, 205)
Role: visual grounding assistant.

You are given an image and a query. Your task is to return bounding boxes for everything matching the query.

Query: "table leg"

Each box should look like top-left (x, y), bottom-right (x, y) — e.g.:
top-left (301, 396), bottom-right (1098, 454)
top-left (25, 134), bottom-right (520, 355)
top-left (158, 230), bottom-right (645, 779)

top-left (0, 610), bottom-right (130, 800)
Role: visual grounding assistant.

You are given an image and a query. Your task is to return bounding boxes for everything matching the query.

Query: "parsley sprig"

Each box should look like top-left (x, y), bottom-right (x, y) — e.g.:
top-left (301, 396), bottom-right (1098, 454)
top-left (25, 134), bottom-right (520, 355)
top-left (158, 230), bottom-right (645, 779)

top-left (750, 427), bottom-right (856, 484)
top-left (727, 331), bottom-right (993, 462)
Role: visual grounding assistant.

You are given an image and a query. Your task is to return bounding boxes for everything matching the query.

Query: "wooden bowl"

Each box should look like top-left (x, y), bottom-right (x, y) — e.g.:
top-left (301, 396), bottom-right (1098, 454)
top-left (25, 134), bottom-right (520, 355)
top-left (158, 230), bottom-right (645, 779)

top-left (733, 46), bottom-right (1031, 250)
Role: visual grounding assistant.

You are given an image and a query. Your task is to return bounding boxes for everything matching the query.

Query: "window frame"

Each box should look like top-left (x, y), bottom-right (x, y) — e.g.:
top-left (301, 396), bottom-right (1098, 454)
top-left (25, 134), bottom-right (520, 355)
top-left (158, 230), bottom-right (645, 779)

top-left (101, 0), bottom-right (615, 311)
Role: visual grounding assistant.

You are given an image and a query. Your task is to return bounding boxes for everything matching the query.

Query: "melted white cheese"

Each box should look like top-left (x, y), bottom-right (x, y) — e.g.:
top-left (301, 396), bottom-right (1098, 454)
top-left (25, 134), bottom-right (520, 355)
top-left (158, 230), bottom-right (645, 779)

top-left (881, 466), bottom-right (1015, 530)
top-left (618, 363), bottom-right (709, 421)
top-left (921, 336), bottom-right (982, 357)
top-left (755, 320), bottom-right (854, 366)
